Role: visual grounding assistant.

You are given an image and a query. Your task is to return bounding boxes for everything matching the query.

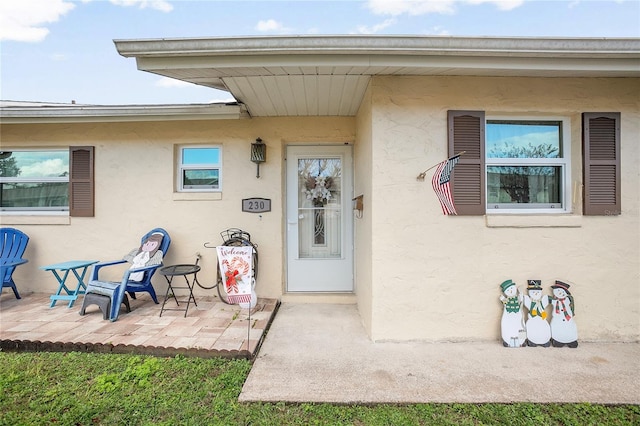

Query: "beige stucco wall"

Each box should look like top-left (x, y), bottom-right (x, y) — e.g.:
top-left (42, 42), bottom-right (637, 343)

top-left (354, 82), bottom-right (374, 335)
top-left (366, 75), bottom-right (639, 342)
top-left (1, 117), bottom-right (355, 301)
top-left (2, 75), bottom-right (638, 343)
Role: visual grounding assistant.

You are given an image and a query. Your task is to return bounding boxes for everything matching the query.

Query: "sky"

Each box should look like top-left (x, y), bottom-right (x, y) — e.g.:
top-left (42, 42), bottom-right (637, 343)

top-left (1, 0), bottom-right (639, 105)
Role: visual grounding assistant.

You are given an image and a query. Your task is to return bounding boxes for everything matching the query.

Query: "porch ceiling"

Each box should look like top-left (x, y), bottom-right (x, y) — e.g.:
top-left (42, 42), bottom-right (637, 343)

top-left (114, 35), bottom-right (640, 118)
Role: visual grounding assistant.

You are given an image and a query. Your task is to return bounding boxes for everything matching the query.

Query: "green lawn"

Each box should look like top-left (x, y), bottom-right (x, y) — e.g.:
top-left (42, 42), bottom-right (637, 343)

top-left (0, 351), bottom-right (637, 425)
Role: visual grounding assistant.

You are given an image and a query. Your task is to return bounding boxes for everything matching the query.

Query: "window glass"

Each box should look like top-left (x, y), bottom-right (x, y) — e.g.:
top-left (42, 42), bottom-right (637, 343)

top-left (486, 119), bottom-right (568, 212)
top-left (487, 121), bottom-right (561, 158)
top-left (183, 148), bottom-right (219, 165)
top-left (297, 157), bottom-right (343, 257)
top-left (487, 166), bottom-right (562, 208)
top-left (183, 169), bottom-right (219, 188)
top-left (178, 146), bottom-right (221, 191)
top-left (1, 151), bottom-right (69, 178)
top-left (0, 150), bottom-right (69, 211)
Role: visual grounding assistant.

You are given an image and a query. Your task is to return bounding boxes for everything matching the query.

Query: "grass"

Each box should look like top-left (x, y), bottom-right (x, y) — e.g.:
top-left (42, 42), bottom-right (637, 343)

top-left (0, 351), bottom-right (638, 425)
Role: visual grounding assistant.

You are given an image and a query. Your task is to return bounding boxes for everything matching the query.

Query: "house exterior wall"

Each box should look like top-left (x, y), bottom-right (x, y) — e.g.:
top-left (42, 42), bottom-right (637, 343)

top-left (1, 117), bottom-right (355, 300)
top-left (366, 75), bottom-right (639, 342)
top-left (2, 75), bottom-right (638, 343)
top-left (354, 82), bottom-right (374, 335)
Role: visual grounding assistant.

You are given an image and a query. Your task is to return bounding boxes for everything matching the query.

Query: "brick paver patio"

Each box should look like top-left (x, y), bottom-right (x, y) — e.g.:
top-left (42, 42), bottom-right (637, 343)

top-left (0, 292), bottom-right (278, 358)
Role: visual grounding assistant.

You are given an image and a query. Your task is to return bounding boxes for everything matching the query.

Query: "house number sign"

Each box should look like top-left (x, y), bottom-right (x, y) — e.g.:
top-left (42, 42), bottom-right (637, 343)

top-left (242, 198), bottom-right (271, 213)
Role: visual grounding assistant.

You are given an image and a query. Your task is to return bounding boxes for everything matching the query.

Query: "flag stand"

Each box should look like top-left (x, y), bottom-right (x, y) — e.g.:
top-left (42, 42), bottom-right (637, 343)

top-left (246, 305), bottom-right (251, 352)
top-left (416, 151), bottom-right (466, 181)
top-left (244, 279), bottom-right (256, 353)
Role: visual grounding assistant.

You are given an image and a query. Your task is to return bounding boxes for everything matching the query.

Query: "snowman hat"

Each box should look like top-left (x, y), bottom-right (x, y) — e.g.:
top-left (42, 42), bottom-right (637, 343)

top-left (551, 280), bottom-right (571, 294)
top-left (500, 279), bottom-right (515, 292)
top-left (527, 280), bottom-right (542, 290)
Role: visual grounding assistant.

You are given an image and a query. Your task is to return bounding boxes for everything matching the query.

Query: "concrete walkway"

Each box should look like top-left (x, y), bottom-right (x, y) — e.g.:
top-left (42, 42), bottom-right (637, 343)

top-left (240, 303), bottom-right (640, 404)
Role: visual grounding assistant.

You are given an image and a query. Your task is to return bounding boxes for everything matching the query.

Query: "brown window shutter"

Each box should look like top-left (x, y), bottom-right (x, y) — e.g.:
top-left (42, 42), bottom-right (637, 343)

top-left (582, 113), bottom-right (621, 216)
top-left (448, 110), bottom-right (485, 215)
top-left (69, 146), bottom-right (94, 217)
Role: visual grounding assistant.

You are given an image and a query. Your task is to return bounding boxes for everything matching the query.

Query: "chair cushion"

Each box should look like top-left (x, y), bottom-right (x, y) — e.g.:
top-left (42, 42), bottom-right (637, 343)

top-left (86, 280), bottom-right (120, 296)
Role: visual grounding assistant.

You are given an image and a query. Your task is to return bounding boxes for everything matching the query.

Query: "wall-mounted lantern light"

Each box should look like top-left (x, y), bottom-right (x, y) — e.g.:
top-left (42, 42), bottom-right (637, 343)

top-left (251, 137), bottom-right (266, 178)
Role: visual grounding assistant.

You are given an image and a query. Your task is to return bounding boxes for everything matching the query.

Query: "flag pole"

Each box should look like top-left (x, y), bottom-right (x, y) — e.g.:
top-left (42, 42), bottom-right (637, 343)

top-left (416, 151), bottom-right (466, 181)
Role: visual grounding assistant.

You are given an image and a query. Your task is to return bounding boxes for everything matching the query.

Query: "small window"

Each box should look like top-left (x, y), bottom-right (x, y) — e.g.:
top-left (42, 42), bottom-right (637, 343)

top-left (178, 146), bottom-right (221, 192)
top-left (486, 119), bottom-right (570, 212)
top-left (0, 150), bottom-right (69, 211)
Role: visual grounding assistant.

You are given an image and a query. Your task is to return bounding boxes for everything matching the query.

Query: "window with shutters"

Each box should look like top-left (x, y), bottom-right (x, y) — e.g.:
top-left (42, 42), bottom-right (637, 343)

top-left (449, 111), bottom-right (573, 215)
top-left (0, 147), bottom-right (94, 217)
top-left (0, 149), bottom-right (69, 212)
top-left (450, 111), bottom-right (621, 217)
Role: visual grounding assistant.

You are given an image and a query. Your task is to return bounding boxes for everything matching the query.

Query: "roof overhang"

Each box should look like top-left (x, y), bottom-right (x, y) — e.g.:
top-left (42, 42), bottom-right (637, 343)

top-left (114, 35), bottom-right (640, 117)
top-left (0, 102), bottom-right (248, 124)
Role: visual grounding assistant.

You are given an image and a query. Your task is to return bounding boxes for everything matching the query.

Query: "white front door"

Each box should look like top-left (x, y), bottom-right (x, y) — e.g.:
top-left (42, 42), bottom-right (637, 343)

top-left (286, 145), bottom-right (353, 292)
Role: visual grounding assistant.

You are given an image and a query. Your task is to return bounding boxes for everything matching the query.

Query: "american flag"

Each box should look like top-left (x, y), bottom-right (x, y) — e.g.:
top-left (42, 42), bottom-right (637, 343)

top-left (431, 154), bottom-right (461, 215)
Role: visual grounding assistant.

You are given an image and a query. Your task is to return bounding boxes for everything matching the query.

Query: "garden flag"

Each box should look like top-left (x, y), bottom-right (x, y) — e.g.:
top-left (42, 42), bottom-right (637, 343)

top-left (431, 154), bottom-right (461, 215)
top-left (216, 245), bottom-right (254, 305)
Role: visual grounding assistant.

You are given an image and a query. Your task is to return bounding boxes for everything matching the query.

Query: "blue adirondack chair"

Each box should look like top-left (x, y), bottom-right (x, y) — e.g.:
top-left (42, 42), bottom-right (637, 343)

top-left (1, 227), bottom-right (29, 299)
top-left (86, 227), bottom-right (171, 321)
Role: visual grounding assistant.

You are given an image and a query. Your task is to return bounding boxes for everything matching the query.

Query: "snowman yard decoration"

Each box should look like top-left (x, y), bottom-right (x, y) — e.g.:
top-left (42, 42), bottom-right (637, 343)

top-left (499, 279), bottom-right (526, 347)
top-left (522, 280), bottom-right (551, 347)
top-left (549, 280), bottom-right (578, 348)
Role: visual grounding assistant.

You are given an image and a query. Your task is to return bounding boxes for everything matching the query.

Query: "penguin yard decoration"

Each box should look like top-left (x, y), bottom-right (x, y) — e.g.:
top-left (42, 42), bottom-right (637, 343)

top-left (499, 279), bottom-right (526, 347)
top-left (522, 280), bottom-right (551, 347)
top-left (549, 280), bottom-right (578, 348)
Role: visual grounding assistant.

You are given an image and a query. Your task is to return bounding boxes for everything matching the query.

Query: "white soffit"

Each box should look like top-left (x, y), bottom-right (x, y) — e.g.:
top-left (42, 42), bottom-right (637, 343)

top-left (114, 35), bottom-right (640, 117)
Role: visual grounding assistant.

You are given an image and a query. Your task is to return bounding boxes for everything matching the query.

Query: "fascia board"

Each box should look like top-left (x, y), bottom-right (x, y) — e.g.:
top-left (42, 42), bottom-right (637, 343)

top-left (0, 104), bottom-right (249, 124)
top-left (134, 54), bottom-right (640, 76)
top-left (114, 35), bottom-right (640, 59)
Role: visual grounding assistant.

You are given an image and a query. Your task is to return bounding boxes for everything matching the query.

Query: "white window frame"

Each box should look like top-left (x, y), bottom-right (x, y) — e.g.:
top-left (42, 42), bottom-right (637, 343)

top-left (485, 116), bottom-right (571, 214)
top-left (177, 145), bottom-right (222, 193)
top-left (0, 148), bottom-right (69, 213)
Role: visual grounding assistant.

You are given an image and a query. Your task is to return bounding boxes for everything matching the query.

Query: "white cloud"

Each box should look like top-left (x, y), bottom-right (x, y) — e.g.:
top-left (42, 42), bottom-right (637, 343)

top-left (209, 95), bottom-right (236, 103)
top-left (109, 0), bottom-right (173, 12)
top-left (0, 0), bottom-right (173, 42)
top-left (255, 19), bottom-right (290, 33)
top-left (467, 0), bottom-right (524, 11)
top-left (156, 78), bottom-right (236, 102)
top-left (0, 0), bottom-right (75, 42)
top-left (366, 0), bottom-right (525, 16)
top-left (156, 77), bottom-right (194, 88)
top-left (366, 0), bottom-right (457, 16)
top-left (354, 18), bottom-right (397, 34)
top-left (428, 26), bottom-right (451, 35)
